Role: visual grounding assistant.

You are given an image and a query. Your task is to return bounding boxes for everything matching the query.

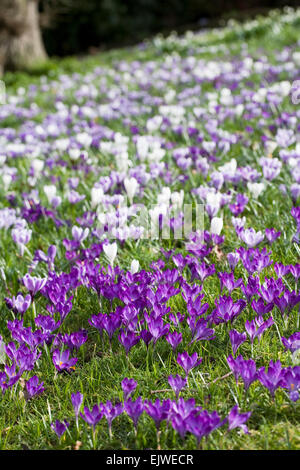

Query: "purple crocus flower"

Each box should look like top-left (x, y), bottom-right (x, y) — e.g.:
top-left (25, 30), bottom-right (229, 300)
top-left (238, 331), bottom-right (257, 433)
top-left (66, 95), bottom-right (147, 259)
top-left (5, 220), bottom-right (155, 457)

top-left (124, 397), bottom-right (144, 431)
top-left (71, 391), bottom-right (84, 419)
top-left (166, 331), bottom-right (182, 352)
top-left (257, 360), bottom-right (286, 398)
top-left (8, 294), bottom-right (31, 316)
top-left (51, 420), bottom-right (69, 438)
top-left (22, 273), bottom-right (47, 297)
top-left (118, 329), bottom-right (140, 356)
top-left (177, 351), bottom-right (202, 377)
top-left (102, 401), bottom-right (124, 437)
top-left (186, 410), bottom-right (225, 447)
top-left (144, 314), bottom-right (169, 345)
top-left (140, 329), bottom-right (153, 349)
top-left (210, 295), bottom-right (246, 325)
top-left (218, 272), bottom-right (243, 294)
top-left (188, 318), bottom-right (215, 345)
top-left (227, 405), bottom-right (251, 433)
top-left (281, 333), bottom-right (300, 354)
top-left (245, 316), bottom-right (274, 343)
top-left (239, 228), bottom-right (264, 248)
top-left (52, 349), bottom-right (78, 373)
top-left (289, 264), bottom-right (300, 280)
top-left (35, 315), bottom-right (61, 333)
top-left (25, 375), bottom-right (45, 399)
top-left (229, 329), bottom-right (247, 355)
top-left (70, 330), bottom-right (88, 349)
top-left (265, 228), bottom-right (281, 244)
top-left (88, 313), bottom-right (105, 338)
top-left (241, 276), bottom-right (260, 303)
top-left (282, 366), bottom-right (300, 402)
top-left (80, 404), bottom-right (103, 430)
top-left (227, 355), bottom-right (258, 390)
top-left (168, 374), bottom-right (187, 399)
top-left (274, 263), bottom-right (290, 278)
top-left (121, 378), bottom-right (137, 401)
top-left (102, 313), bottom-right (122, 344)
top-left (227, 252), bottom-right (240, 270)
top-left (144, 399), bottom-right (171, 431)
top-left (251, 298), bottom-right (274, 316)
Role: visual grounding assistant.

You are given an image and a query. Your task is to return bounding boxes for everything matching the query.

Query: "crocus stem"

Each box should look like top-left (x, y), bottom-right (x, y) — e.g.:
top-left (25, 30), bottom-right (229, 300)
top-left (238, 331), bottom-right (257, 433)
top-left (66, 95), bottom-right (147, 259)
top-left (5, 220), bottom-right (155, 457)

top-left (156, 429), bottom-right (161, 450)
top-left (32, 300), bottom-right (36, 319)
top-left (92, 427), bottom-right (97, 449)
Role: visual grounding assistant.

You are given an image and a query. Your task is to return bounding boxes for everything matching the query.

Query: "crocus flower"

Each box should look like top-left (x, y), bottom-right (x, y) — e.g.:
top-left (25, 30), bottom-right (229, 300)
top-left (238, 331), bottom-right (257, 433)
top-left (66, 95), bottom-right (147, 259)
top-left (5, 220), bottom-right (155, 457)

top-left (71, 391), bottom-right (84, 419)
top-left (22, 274), bottom-right (47, 297)
top-left (80, 404), bottom-right (103, 430)
top-left (227, 355), bottom-right (258, 390)
top-left (166, 331), bottom-right (182, 352)
top-left (121, 378), bottom-right (137, 401)
top-left (186, 410), bottom-right (224, 447)
top-left (52, 349), bottom-right (77, 373)
top-left (177, 351), bottom-right (202, 377)
top-left (265, 228), bottom-right (281, 244)
top-left (25, 376), bottom-right (45, 400)
top-left (227, 252), bottom-right (240, 270)
top-left (282, 367), bottom-right (300, 402)
top-left (168, 374), bottom-right (187, 399)
top-left (229, 329), bottom-right (247, 355)
top-left (124, 397), bottom-right (144, 431)
top-left (227, 405), bottom-right (251, 433)
top-left (12, 227), bottom-right (32, 256)
top-left (257, 360), bottom-right (286, 397)
top-left (9, 294), bottom-right (31, 316)
top-left (118, 329), bottom-right (140, 356)
top-left (102, 401), bottom-right (124, 438)
top-left (188, 318), bottom-right (215, 345)
top-left (281, 333), bottom-right (300, 354)
top-left (239, 228), bottom-right (264, 248)
top-left (143, 399), bottom-right (171, 431)
top-left (103, 242), bottom-right (118, 266)
top-left (51, 420), bottom-right (69, 438)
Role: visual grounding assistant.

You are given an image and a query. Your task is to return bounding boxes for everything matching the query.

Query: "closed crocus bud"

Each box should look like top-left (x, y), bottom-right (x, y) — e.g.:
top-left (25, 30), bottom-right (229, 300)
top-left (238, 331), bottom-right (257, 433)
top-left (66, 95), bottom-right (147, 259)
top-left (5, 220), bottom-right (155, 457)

top-left (130, 259), bottom-right (139, 274)
top-left (91, 186), bottom-right (104, 208)
top-left (69, 148), bottom-right (81, 161)
top-left (247, 182), bottom-right (265, 199)
top-left (210, 217), bottom-right (223, 235)
top-left (265, 140), bottom-right (277, 156)
top-left (2, 174), bottom-right (12, 190)
top-left (32, 159), bottom-right (44, 174)
top-left (103, 242), bottom-right (118, 266)
top-left (124, 177), bottom-right (138, 203)
top-left (44, 185), bottom-right (57, 204)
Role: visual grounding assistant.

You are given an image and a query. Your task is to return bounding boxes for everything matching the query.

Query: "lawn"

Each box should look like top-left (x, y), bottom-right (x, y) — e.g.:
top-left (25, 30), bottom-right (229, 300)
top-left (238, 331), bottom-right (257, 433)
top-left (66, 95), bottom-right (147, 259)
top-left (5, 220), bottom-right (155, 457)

top-left (0, 7), bottom-right (299, 450)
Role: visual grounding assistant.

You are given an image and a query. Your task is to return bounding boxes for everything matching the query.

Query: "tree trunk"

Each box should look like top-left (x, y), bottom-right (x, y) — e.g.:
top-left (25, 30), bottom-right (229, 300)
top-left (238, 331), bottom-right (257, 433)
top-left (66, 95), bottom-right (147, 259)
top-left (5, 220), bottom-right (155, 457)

top-left (0, 0), bottom-right (47, 74)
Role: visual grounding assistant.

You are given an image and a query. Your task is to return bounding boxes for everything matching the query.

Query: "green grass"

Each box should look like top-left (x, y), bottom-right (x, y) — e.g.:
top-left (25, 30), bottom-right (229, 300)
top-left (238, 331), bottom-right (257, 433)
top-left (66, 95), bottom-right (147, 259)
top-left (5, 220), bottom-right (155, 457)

top-left (0, 8), bottom-right (299, 450)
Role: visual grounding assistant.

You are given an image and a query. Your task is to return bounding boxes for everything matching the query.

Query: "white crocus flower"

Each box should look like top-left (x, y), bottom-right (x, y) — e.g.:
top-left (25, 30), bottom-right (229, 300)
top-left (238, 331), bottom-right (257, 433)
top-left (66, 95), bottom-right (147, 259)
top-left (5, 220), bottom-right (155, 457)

top-left (2, 174), bottom-right (12, 190)
top-left (247, 182), bottom-right (265, 199)
top-left (265, 140), bottom-right (277, 155)
top-left (69, 148), bottom-right (81, 161)
top-left (210, 217), bottom-right (223, 235)
top-left (91, 187), bottom-right (104, 208)
top-left (32, 158), bottom-right (44, 174)
top-left (130, 259), bottom-right (139, 274)
top-left (44, 185), bottom-right (57, 204)
top-left (103, 242), bottom-right (118, 266)
top-left (124, 177), bottom-right (138, 204)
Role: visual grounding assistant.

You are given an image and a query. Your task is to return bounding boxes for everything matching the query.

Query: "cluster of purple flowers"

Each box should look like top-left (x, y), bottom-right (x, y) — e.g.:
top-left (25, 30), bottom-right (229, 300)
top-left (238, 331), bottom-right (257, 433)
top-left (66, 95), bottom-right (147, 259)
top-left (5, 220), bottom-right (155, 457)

top-left (51, 383), bottom-right (251, 447)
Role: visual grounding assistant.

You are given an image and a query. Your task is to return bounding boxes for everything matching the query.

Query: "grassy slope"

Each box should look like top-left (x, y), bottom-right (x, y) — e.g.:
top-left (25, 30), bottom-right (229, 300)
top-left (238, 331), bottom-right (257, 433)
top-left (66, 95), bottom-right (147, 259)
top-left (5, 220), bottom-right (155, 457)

top-left (0, 9), bottom-right (299, 450)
